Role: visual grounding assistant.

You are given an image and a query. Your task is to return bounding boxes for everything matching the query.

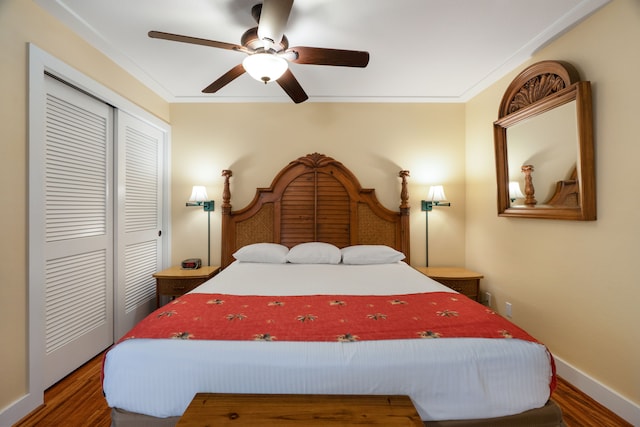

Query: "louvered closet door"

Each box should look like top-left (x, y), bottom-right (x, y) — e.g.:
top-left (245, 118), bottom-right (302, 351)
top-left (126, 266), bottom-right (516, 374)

top-left (41, 75), bottom-right (114, 388)
top-left (114, 111), bottom-right (164, 339)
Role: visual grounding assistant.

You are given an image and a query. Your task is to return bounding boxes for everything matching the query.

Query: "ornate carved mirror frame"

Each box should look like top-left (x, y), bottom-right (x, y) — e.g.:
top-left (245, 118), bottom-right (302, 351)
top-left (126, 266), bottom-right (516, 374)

top-left (494, 60), bottom-right (596, 220)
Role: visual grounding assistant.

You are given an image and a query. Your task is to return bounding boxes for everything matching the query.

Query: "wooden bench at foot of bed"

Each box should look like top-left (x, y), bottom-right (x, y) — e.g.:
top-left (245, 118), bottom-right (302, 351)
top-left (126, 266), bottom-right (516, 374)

top-left (177, 393), bottom-right (422, 426)
top-left (111, 399), bottom-right (565, 427)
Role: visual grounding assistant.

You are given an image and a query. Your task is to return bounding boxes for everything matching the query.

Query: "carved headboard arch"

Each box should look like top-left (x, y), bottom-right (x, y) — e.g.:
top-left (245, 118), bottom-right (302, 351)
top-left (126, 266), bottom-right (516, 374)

top-left (220, 153), bottom-right (410, 268)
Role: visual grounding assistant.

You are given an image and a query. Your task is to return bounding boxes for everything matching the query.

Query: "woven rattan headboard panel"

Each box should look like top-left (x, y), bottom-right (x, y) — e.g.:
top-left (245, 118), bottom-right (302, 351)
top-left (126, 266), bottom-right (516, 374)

top-left (220, 153), bottom-right (410, 268)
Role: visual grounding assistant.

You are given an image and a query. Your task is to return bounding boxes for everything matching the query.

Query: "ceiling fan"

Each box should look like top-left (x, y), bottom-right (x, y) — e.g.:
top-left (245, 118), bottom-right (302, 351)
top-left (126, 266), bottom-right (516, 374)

top-left (149, 0), bottom-right (370, 103)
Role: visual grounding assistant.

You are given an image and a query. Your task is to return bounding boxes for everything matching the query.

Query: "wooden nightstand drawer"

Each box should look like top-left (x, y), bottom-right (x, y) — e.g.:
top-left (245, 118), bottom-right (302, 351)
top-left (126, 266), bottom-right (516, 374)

top-left (157, 278), bottom-right (205, 296)
top-left (414, 267), bottom-right (483, 301)
top-left (433, 279), bottom-right (478, 300)
top-left (153, 265), bottom-right (220, 307)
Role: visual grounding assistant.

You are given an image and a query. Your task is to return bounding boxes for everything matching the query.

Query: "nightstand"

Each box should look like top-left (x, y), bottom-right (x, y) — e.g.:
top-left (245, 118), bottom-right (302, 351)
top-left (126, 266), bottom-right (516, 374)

top-left (153, 265), bottom-right (220, 307)
top-left (415, 267), bottom-right (483, 301)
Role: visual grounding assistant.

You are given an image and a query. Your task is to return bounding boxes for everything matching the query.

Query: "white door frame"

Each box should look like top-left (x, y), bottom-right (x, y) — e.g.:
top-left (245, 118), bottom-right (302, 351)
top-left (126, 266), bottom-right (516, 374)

top-left (1, 44), bottom-right (171, 425)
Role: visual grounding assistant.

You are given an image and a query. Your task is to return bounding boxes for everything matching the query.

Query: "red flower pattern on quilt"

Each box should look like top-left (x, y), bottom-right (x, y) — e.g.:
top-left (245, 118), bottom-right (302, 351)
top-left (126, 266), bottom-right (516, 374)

top-left (119, 292), bottom-right (539, 344)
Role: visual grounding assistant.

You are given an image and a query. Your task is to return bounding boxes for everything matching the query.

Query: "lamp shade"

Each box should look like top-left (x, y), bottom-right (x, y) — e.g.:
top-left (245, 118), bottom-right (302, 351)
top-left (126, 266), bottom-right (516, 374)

top-left (509, 181), bottom-right (525, 199)
top-left (243, 53), bottom-right (288, 83)
top-left (188, 186), bottom-right (209, 203)
top-left (427, 185), bottom-right (447, 202)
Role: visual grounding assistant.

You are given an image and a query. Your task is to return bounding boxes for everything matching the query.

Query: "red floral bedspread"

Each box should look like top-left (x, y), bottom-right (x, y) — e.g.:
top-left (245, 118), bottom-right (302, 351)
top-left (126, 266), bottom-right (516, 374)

top-left (120, 292), bottom-right (540, 344)
top-left (113, 292), bottom-right (556, 394)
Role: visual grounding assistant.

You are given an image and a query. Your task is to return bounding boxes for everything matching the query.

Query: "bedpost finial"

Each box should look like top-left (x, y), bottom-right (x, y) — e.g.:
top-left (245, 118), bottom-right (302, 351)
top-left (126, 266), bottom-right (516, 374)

top-left (222, 169), bottom-right (233, 212)
top-left (399, 170), bottom-right (410, 211)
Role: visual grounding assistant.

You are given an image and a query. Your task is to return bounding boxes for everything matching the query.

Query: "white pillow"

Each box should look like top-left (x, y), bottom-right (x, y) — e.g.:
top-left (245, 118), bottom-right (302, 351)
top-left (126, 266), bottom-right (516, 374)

top-left (341, 245), bottom-right (405, 265)
top-left (232, 243), bottom-right (289, 263)
top-left (286, 242), bottom-right (342, 264)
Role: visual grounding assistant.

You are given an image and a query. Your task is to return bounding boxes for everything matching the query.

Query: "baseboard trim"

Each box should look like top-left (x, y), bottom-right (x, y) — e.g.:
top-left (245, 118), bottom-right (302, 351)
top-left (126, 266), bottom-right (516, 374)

top-left (0, 392), bottom-right (42, 427)
top-left (554, 355), bottom-right (639, 426)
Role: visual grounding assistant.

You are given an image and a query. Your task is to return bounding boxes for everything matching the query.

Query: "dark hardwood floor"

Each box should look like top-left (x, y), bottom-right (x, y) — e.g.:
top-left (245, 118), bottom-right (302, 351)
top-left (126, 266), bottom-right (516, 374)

top-left (14, 352), bottom-right (110, 427)
top-left (14, 351), bottom-right (632, 427)
top-left (551, 378), bottom-right (632, 427)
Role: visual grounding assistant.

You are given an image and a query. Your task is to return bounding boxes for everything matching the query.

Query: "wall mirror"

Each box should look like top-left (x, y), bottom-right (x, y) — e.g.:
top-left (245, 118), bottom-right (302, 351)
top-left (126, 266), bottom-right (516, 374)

top-left (494, 60), bottom-right (596, 220)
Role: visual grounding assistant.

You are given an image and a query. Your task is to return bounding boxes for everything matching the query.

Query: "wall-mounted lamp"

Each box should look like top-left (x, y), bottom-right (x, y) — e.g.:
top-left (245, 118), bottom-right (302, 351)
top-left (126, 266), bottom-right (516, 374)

top-left (421, 185), bottom-right (451, 267)
top-left (509, 181), bottom-right (525, 203)
top-left (186, 185), bottom-right (215, 266)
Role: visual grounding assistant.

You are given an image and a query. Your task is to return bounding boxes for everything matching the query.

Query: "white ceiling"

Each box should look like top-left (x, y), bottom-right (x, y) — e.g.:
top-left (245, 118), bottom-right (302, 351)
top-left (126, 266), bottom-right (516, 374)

top-left (34, 0), bottom-right (608, 103)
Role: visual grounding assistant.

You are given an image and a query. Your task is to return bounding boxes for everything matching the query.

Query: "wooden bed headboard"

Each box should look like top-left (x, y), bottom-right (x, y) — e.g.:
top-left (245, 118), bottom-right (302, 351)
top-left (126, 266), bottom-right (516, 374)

top-left (220, 153), bottom-right (410, 268)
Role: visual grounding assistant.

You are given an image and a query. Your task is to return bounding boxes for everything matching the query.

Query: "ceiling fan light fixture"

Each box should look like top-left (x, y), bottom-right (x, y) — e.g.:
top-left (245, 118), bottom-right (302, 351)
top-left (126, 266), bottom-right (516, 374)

top-left (243, 53), bottom-right (288, 83)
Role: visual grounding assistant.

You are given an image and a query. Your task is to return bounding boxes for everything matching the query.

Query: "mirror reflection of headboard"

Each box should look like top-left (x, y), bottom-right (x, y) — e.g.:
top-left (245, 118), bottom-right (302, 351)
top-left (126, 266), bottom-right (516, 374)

top-left (494, 60), bottom-right (596, 220)
top-left (507, 101), bottom-right (577, 205)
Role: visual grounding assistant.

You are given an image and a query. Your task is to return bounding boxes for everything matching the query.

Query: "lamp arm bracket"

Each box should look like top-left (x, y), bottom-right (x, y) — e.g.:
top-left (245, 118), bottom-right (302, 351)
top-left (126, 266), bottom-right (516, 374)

top-left (421, 200), bottom-right (451, 212)
top-left (186, 201), bottom-right (215, 212)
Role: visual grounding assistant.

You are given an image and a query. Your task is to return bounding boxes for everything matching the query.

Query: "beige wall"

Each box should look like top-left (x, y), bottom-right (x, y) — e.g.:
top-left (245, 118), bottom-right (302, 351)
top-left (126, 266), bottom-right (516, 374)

top-left (465, 0), bottom-right (639, 409)
top-left (169, 103), bottom-right (466, 268)
top-left (0, 0), bottom-right (169, 412)
top-left (2, 0), bottom-right (638, 421)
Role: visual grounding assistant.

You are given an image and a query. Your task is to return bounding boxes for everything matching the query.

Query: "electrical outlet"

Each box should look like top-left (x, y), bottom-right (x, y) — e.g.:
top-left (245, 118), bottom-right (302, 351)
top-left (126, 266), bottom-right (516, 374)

top-left (505, 302), bottom-right (512, 318)
top-left (485, 292), bottom-right (492, 307)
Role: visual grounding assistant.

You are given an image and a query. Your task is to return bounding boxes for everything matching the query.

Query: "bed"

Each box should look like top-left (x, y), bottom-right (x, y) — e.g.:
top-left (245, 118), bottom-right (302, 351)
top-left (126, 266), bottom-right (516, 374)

top-left (103, 153), bottom-right (563, 426)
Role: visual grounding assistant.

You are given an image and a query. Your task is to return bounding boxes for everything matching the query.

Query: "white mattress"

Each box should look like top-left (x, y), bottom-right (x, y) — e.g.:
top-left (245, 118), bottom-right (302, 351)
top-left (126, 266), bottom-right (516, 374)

top-left (103, 261), bottom-right (553, 421)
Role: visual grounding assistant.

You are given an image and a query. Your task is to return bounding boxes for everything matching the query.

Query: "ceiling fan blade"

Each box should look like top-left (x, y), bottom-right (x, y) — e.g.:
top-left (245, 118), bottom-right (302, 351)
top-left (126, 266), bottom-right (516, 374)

top-left (257, 0), bottom-right (293, 45)
top-left (277, 69), bottom-right (308, 104)
top-left (287, 46), bottom-right (370, 67)
top-left (149, 30), bottom-right (244, 52)
top-left (202, 64), bottom-right (246, 93)
top-left (251, 4), bottom-right (262, 24)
